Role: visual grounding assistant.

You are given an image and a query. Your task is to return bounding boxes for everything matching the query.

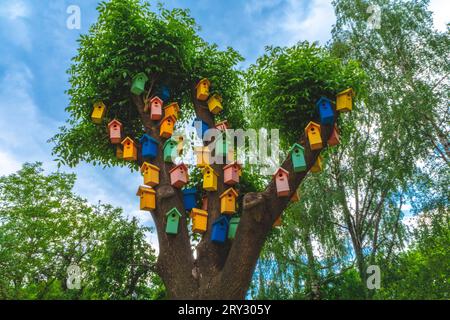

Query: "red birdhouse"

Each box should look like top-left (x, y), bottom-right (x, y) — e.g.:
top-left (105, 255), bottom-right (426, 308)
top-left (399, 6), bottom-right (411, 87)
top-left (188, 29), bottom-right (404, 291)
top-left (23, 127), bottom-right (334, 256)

top-left (150, 96), bottom-right (163, 120)
top-left (108, 119), bottom-right (122, 144)
top-left (273, 167), bottom-right (290, 197)
top-left (169, 163), bottom-right (189, 188)
top-left (327, 125), bottom-right (340, 146)
top-left (223, 161), bottom-right (241, 185)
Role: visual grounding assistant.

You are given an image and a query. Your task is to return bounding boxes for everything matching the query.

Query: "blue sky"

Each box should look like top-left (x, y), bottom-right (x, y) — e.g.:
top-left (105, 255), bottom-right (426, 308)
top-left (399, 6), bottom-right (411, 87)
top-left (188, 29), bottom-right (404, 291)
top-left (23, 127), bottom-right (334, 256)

top-left (0, 0), bottom-right (448, 249)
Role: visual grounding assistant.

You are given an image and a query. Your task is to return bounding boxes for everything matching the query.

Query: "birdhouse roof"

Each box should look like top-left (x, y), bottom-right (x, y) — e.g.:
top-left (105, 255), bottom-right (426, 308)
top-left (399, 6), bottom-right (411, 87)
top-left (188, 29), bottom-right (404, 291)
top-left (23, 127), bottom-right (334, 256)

top-left (164, 102), bottom-right (180, 111)
top-left (133, 72), bottom-right (148, 81)
top-left (273, 167), bottom-right (289, 178)
top-left (108, 119), bottom-right (122, 128)
top-left (202, 165), bottom-right (219, 176)
top-left (223, 161), bottom-right (242, 170)
top-left (166, 207), bottom-right (182, 218)
top-left (169, 163), bottom-right (188, 174)
top-left (196, 78), bottom-right (211, 88)
top-left (162, 114), bottom-right (177, 123)
top-left (190, 208), bottom-right (208, 218)
top-left (229, 217), bottom-right (240, 225)
top-left (208, 93), bottom-right (222, 102)
top-left (182, 187), bottom-right (197, 195)
top-left (315, 96), bottom-right (333, 107)
top-left (215, 120), bottom-right (229, 130)
top-left (121, 137), bottom-right (135, 146)
top-left (213, 215), bottom-right (229, 226)
top-left (139, 133), bottom-right (158, 144)
top-left (140, 162), bottom-right (160, 173)
top-left (220, 187), bottom-right (238, 199)
top-left (337, 88), bottom-right (354, 97)
top-left (289, 143), bottom-right (304, 154)
top-left (305, 121), bottom-right (321, 134)
top-left (136, 185), bottom-right (155, 196)
top-left (163, 137), bottom-right (177, 149)
top-left (150, 96), bottom-right (163, 103)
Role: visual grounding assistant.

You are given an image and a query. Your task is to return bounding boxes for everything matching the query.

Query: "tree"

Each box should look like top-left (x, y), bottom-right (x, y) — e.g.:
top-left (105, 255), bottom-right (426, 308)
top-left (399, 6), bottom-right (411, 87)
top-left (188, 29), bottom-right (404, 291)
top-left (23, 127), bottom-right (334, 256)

top-left (51, 0), bottom-right (363, 299)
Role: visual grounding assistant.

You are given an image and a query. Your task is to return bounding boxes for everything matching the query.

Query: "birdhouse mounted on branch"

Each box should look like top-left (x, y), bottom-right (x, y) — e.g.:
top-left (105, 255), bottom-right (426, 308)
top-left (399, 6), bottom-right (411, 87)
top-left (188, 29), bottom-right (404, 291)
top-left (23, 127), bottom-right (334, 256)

top-left (136, 185), bottom-right (156, 211)
top-left (182, 188), bottom-right (197, 211)
top-left (223, 161), bottom-right (241, 185)
top-left (164, 102), bottom-right (180, 119)
top-left (163, 137), bottom-right (178, 163)
top-left (316, 97), bottom-right (334, 125)
top-left (139, 134), bottom-right (158, 159)
top-left (327, 125), bottom-right (340, 146)
top-left (169, 163), bottom-right (189, 188)
top-left (140, 162), bottom-right (160, 187)
top-left (190, 208), bottom-right (208, 233)
top-left (165, 208), bottom-right (182, 235)
top-left (273, 167), bottom-right (290, 197)
top-left (121, 137), bottom-right (137, 161)
top-left (305, 121), bottom-right (322, 151)
top-left (211, 216), bottom-right (229, 243)
top-left (160, 115), bottom-right (176, 138)
top-left (149, 96), bottom-right (163, 120)
top-left (131, 73), bottom-right (148, 95)
top-left (196, 78), bottom-right (211, 101)
top-left (195, 146), bottom-right (211, 168)
top-left (311, 155), bottom-right (323, 173)
top-left (202, 165), bottom-right (219, 192)
top-left (207, 94), bottom-right (223, 114)
top-left (176, 136), bottom-right (184, 156)
top-left (289, 143), bottom-right (306, 172)
top-left (91, 101), bottom-right (106, 124)
top-left (108, 119), bottom-right (122, 144)
top-left (228, 217), bottom-right (240, 240)
top-left (215, 120), bottom-right (229, 132)
top-left (336, 88), bottom-right (354, 112)
top-left (159, 85), bottom-right (170, 102)
top-left (220, 187), bottom-right (238, 214)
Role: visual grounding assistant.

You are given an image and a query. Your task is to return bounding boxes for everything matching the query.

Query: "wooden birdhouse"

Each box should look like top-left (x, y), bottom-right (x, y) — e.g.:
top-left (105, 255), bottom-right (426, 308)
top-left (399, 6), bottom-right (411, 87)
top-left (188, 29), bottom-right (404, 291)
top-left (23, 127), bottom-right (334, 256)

top-left (273, 167), bottom-right (290, 197)
top-left (150, 96), bottom-right (163, 120)
top-left (196, 78), bottom-right (211, 101)
top-left (136, 185), bottom-right (156, 211)
top-left (316, 97), bottom-right (334, 125)
top-left (273, 216), bottom-right (282, 227)
top-left (140, 162), bottom-right (160, 187)
top-left (190, 208), bottom-right (208, 233)
top-left (215, 120), bottom-right (229, 132)
top-left (305, 121), bottom-right (323, 151)
top-left (311, 155), bottom-right (323, 173)
top-left (176, 136), bottom-right (184, 156)
top-left (182, 188), bottom-right (197, 211)
top-left (289, 143), bottom-right (306, 172)
top-left (163, 138), bottom-right (178, 163)
top-left (160, 115), bottom-right (176, 138)
top-left (108, 119), bottom-right (122, 144)
top-left (121, 137), bottom-right (137, 161)
top-left (139, 134), bottom-right (158, 159)
top-left (223, 161), bottom-right (241, 185)
top-left (215, 134), bottom-right (228, 157)
top-left (207, 94), bottom-right (223, 114)
top-left (195, 146), bottom-right (211, 168)
top-left (165, 207), bottom-right (182, 235)
top-left (201, 195), bottom-right (208, 211)
top-left (228, 217), bottom-right (240, 240)
top-left (169, 163), bottom-right (189, 188)
top-left (336, 88), bottom-right (354, 112)
top-left (220, 187), bottom-right (238, 214)
top-left (211, 216), bottom-right (229, 243)
top-left (192, 118), bottom-right (210, 140)
top-left (91, 101), bottom-right (106, 124)
top-left (327, 125), bottom-right (340, 146)
top-left (160, 86), bottom-right (170, 102)
top-left (202, 165), bottom-right (219, 192)
top-left (164, 102), bottom-right (180, 119)
top-left (131, 73), bottom-right (148, 95)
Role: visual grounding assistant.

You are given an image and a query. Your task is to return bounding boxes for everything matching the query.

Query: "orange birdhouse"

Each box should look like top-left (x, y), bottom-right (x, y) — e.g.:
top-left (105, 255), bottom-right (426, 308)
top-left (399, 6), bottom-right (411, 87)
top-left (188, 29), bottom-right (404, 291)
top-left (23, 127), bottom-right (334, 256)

top-left (121, 137), bottom-right (137, 161)
top-left (169, 163), bottom-right (189, 188)
top-left (91, 101), bottom-right (106, 124)
top-left (336, 88), bottom-right (354, 112)
top-left (196, 78), bottom-right (211, 101)
top-left (150, 96), bottom-right (163, 120)
top-left (140, 162), bottom-right (160, 187)
top-left (190, 208), bottom-right (208, 233)
top-left (215, 120), bottom-right (229, 132)
top-left (108, 119), bottom-right (122, 144)
top-left (160, 115), bottom-right (176, 138)
top-left (305, 121), bottom-right (323, 151)
top-left (164, 102), bottom-right (180, 119)
top-left (195, 146), bottom-right (211, 168)
top-left (327, 125), bottom-right (340, 146)
top-left (136, 185), bottom-right (156, 211)
top-left (220, 187), bottom-right (238, 214)
top-left (223, 161), bottom-right (241, 185)
top-left (273, 167), bottom-right (290, 197)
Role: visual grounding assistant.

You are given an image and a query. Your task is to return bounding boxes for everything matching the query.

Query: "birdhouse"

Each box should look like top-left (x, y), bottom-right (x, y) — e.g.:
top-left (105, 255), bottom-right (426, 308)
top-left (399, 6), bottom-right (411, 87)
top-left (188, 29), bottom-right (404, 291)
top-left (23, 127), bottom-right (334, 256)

top-left (327, 125), bottom-right (340, 146)
top-left (121, 137), bottom-right (137, 161)
top-left (273, 216), bottom-right (282, 227)
top-left (192, 118), bottom-right (210, 140)
top-left (311, 156), bottom-right (323, 173)
top-left (131, 72), bottom-right (149, 95)
top-left (290, 190), bottom-right (300, 202)
top-left (91, 102), bottom-right (106, 124)
top-left (159, 85), bottom-right (170, 102)
top-left (164, 102), bottom-right (180, 119)
top-left (176, 136), bottom-right (184, 156)
top-left (108, 119), bottom-right (122, 144)
top-left (139, 134), bottom-right (158, 159)
top-left (305, 121), bottom-right (323, 151)
top-left (182, 188), bottom-right (197, 211)
top-left (169, 163), bottom-right (189, 188)
top-left (140, 162), bottom-right (160, 187)
top-left (149, 96), bottom-right (163, 120)
top-left (215, 120), bottom-right (229, 132)
top-left (116, 145), bottom-right (123, 159)
top-left (215, 134), bottom-right (228, 157)
top-left (211, 216), bottom-right (229, 243)
top-left (223, 161), bottom-right (241, 185)
top-left (273, 167), bottom-right (290, 197)
top-left (202, 165), bottom-right (219, 192)
top-left (190, 208), bottom-right (208, 233)
top-left (201, 195), bottom-right (208, 211)
top-left (195, 146), bottom-right (211, 168)
top-left (160, 115), bottom-right (176, 138)
top-left (196, 78), bottom-right (211, 101)
top-left (136, 185), bottom-right (156, 211)
top-left (228, 217), bottom-right (240, 240)
top-left (336, 88), bottom-right (354, 112)
top-left (316, 97), bottom-right (334, 125)
top-left (163, 138), bottom-right (178, 163)
top-left (289, 143), bottom-right (306, 172)
top-left (220, 187), bottom-right (238, 214)
top-left (207, 94), bottom-right (223, 114)
top-left (165, 207), bottom-right (182, 235)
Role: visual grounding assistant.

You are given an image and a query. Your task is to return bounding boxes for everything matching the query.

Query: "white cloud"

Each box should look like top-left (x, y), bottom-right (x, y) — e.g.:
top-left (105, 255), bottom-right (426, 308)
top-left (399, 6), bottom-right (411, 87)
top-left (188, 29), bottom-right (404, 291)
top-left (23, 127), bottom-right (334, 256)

top-left (0, 151), bottom-right (21, 176)
top-left (0, 1), bottom-right (30, 20)
top-left (0, 0), bottom-right (31, 50)
top-left (429, 0), bottom-right (450, 31)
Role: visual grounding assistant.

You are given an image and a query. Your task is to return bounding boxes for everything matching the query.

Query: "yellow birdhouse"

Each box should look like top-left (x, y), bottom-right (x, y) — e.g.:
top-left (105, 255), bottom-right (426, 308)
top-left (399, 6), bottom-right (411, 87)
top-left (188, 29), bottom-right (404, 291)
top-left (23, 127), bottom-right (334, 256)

top-left (336, 88), bottom-right (354, 112)
top-left (190, 208), bottom-right (208, 233)
top-left (91, 101), bottom-right (106, 124)
top-left (207, 94), bottom-right (223, 114)
top-left (121, 137), bottom-right (137, 161)
top-left (195, 146), bottom-right (211, 167)
top-left (305, 121), bottom-right (323, 150)
top-left (140, 162), bottom-right (160, 187)
top-left (136, 185), bottom-right (156, 211)
top-left (311, 155), bottom-right (323, 173)
top-left (160, 115), bottom-right (176, 138)
top-left (202, 165), bottom-right (219, 191)
top-left (220, 187), bottom-right (238, 214)
top-left (196, 78), bottom-right (211, 101)
top-left (164, 102), bottom-right (180, 119)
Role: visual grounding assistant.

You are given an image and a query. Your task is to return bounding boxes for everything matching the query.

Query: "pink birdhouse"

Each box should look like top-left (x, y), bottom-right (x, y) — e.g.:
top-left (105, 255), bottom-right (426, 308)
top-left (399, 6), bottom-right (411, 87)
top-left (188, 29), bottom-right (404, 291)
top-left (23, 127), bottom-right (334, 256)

top-left (108, 119), bottom-right (123, 144)
top-left (150, 96), bottom-right (163, 120)
top-left (273, 167), bottom-right (290, 197)
top-left (327, 125), bottom-right (340, 146)
top-left (169, 163), bottom-right (189, 188)
top-left (223, 161), bottom-right (241, 185)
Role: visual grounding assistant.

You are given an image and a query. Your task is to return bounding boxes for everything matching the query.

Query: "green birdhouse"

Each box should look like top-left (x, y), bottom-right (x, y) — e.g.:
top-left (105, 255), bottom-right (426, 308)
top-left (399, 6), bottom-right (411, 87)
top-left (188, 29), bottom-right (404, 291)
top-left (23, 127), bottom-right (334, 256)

top-left (215, 134), bottom-right (228, 157)
top-left (131, 72), bottom-right (149, 95)
top-left (165, 207), bottom-right (182, 235)
top-left (228, 217), bottom-right (240, 240)
top-left (290, 143), bottom-right (306, 172)
top-left (163, 137), bottom-right (178, 163)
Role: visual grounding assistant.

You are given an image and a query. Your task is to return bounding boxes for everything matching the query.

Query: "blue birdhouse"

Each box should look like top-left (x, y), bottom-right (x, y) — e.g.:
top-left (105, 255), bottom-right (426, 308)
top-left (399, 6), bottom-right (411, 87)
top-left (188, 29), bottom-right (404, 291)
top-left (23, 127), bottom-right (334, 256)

top-left (182, 188), bottom-right (197, 211)
top-left (192, 117), bottom-right (210, 140)
top-left (160, 85), bottom-right (170, 102)
top-left (139, 134), bottom-right (158, 159)
top-left (316, 97), bottom-right (334, 125)
top-left (211, 216), bottom-right (229, 243)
